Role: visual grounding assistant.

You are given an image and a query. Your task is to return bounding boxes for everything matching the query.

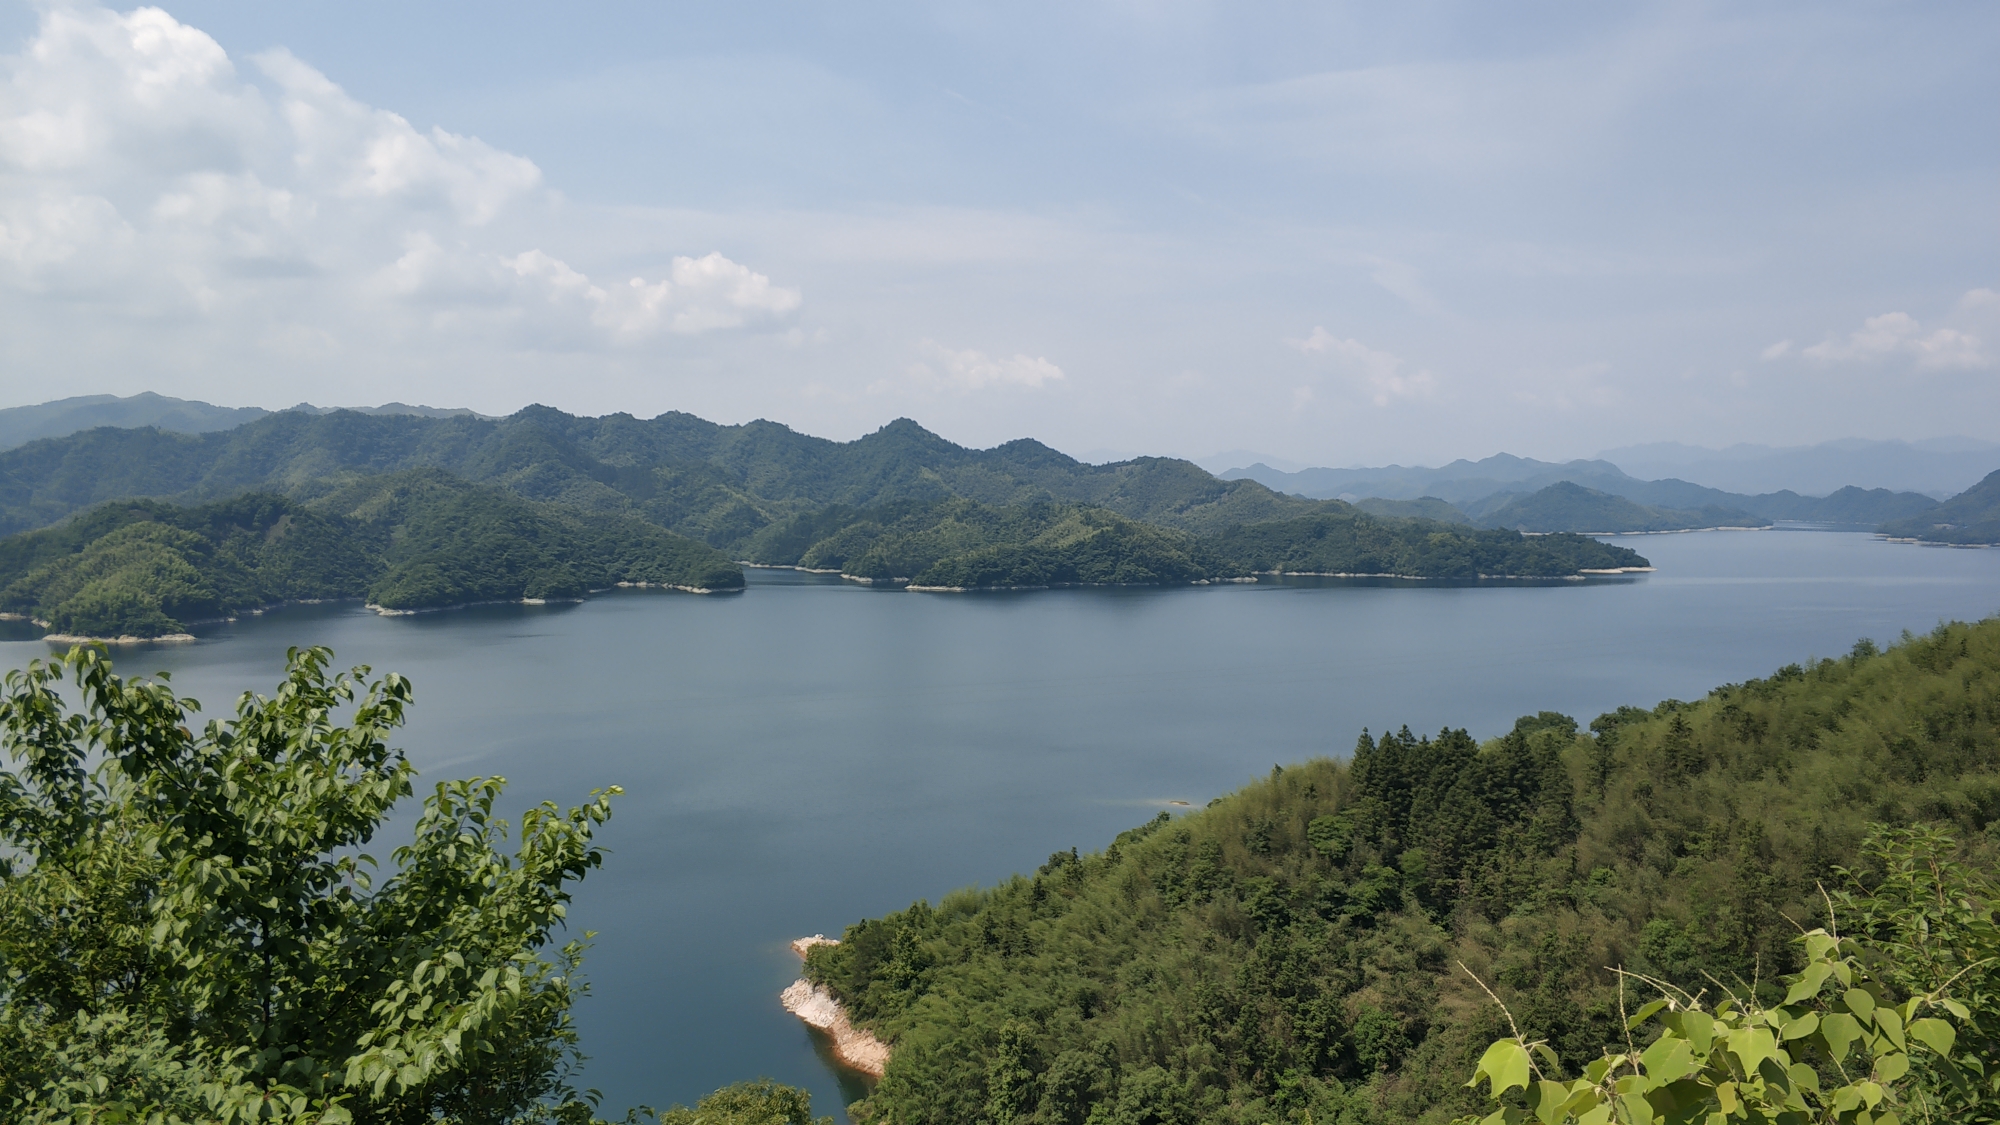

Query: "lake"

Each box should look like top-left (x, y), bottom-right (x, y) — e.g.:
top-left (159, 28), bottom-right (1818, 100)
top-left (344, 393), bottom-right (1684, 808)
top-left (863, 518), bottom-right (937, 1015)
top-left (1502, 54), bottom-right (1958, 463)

top-left (3, 529), bottom-right (1998, 1117)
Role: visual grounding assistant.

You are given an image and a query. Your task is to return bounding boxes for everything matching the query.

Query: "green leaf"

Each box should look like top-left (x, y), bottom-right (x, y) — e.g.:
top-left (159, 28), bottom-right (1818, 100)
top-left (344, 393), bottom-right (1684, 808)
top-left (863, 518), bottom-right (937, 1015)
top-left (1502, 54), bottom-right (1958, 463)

top-left (1640, 1036), bottom-right (1696, 1084)
top-left (1785, 961), bottom-right (1834, 1005)
top-left (1820, 1012), bottom-right (1862, 1062)
top-left (1531, 1079), bottom-right (1570, 1125)
top-left (1908, 1018), bottom-right (1956, 1057)
top-left (1780, 1011), bottom-right (1819, 1041)
top-left (1844, 988), bottom-right (1876, 1022)
top-left (1627, 999), bottom-right (1669, 1030)
top-left (1472, 1040), bottom-right (1532, 1096)
top-left (1727, 1027), bottom-right (1777, 1076)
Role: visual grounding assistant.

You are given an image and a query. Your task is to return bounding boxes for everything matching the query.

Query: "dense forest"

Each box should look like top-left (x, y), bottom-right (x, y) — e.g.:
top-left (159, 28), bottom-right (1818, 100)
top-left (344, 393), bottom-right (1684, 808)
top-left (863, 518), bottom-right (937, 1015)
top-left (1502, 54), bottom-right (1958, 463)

top-left (1210, 508), bottom-right (1645, 577)
top-left (1470, 481), bottom-right (1767, 534)
top-left (0, 470), bottom-right (740, 637)
top-left (0, 411), bottom-right (1655, 620)
top-left (0, 408), bottom-right (1322, 544)
top-left (1880, 468), bottom-right (2000, 545)
top-left (738, 498), bottom-right (1648, 587)
top-left (804, 617), bottom-right (2000, 1125)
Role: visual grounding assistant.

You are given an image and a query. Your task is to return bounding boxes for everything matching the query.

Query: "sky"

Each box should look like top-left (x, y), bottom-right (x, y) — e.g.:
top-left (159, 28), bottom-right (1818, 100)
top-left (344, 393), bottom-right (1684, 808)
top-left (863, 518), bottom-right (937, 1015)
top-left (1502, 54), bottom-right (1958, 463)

top-left (0, 1), bottom-right (1993, 466)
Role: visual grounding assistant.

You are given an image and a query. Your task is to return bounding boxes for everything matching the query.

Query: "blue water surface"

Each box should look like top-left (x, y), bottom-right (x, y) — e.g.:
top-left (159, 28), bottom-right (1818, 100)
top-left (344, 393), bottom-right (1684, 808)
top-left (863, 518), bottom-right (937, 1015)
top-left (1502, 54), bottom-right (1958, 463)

top-left (3, 529), bottom-right (1997, 1117)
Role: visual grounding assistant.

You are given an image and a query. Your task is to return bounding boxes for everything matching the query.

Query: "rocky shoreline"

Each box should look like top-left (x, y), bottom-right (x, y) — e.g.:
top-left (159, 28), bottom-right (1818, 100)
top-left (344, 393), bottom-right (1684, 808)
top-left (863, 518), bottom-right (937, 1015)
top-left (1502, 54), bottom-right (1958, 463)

top-left (779, 936), bottom-right (891, 1078)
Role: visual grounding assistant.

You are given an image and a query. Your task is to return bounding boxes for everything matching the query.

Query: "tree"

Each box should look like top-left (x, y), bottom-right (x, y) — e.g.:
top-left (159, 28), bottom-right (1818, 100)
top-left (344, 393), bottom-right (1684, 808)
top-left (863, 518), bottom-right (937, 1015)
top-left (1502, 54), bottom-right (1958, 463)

top-left (0, 645), bottom-right (618, 1123)
top-left (1456, 827), bottom-right (1995, 1125)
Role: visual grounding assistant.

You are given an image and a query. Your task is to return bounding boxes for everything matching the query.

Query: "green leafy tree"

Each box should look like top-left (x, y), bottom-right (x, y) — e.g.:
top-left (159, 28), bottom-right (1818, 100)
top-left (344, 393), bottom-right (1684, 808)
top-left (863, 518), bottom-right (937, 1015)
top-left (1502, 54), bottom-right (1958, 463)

top-left (1832, 826), bottom-right (2000, 1121)
top-left (1457, 829), bottom-right (1995, 1125)
top-left (0, 644), bottom-right (622, 1123)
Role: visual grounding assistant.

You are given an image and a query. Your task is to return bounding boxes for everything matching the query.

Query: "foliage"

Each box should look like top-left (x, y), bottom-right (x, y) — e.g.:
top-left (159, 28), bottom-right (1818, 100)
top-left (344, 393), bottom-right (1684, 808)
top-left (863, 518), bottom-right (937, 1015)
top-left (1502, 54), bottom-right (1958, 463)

top-left (0, 472), bottom-right (741, 636)
top-left (0, 645), bottom-right (620, 1123)
top-left (0, 496), bottom-right (379, 636)
top-left (316, 470), bottom-right (743, 609)
top-left (1211, 509), bottom-right (1646, 578)
top-left (1879, 469), bottom-right (2000, 545)
top-left (1457, 921), bottom-right (1974, 1125)
top-left (1473, 482), bottom-right (1767, 534)
top-left (1746, 487), bottom-right (1938, 527)
top-left (804, 619), bottom-right (2000, 1125)
top-left (0, 408), bottom-right (1322, 545)
top-left (1830, 825), bottom-right (2000, 1121)
top-left (742, 499), bottom-right (1648, 588)
top-left (653, 1079), bottom-right (833, 1125)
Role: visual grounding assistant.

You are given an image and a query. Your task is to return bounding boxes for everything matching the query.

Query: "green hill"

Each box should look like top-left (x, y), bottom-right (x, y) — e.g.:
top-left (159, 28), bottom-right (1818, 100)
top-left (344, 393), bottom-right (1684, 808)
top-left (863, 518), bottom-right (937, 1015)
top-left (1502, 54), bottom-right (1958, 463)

top-left (1748, 484), bottom-right (1939, 525)
top-left (1211, 508), bottom-right (1644, 577)
top-left (0, 471), bottom-right (741, 637)
top-left (0, 408), bottom-right (1318, 547)
top-left (740, 499), bottom-right (1649, 587)
top-left (803, 620), bottom-right (2000, 1125)
top-left (1879, 469), bottom-right (2000, 545)
top-left (1474, 481), bottom-right (1768, 533)
top-left (1350, 497), bottom-right (1469, 524)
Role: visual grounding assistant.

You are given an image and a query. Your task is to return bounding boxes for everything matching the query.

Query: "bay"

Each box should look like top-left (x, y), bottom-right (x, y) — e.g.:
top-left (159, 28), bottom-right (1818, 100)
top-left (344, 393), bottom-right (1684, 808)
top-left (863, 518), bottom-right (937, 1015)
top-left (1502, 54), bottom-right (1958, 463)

top-left (3, 529), bottom-right (1997, 1117)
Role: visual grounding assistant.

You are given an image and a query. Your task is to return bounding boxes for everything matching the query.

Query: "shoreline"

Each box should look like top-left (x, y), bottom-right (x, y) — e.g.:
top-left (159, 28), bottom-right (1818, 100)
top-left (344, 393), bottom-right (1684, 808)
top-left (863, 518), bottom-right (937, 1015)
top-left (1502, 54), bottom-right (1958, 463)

top-left (1523, 525), bottom-right (1767, 537)
top-left (779, 936), bottom-right (891, 1078)
top-left (368, 583), bottom-right (736, 616)
top-left (40, 632), bottom-right (198, 646)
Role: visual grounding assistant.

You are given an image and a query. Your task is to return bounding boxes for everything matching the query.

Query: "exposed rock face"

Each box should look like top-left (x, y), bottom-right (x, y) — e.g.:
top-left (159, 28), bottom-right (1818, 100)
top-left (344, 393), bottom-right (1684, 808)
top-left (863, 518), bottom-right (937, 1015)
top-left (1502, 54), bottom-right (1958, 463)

top-left (780, 935), bottom-right (891, 1078)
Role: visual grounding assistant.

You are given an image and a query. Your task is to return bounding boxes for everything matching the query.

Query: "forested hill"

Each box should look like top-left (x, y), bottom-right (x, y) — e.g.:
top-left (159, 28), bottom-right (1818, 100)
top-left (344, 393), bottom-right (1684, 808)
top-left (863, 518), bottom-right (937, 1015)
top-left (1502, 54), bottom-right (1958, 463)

top-left (0, 407), bottom-right (1316, 545)
top-left (1472, 481), bottom-right (1768, 533)
top-left (0, 471), bottom-right (740, 637)
top-left (1879, 468), bottom-right (2000, 545)
top-left (739, 500), bottom-right (1647, 587)
top-left (805, 618), bottom-right (2000, 1125)
top-left (0, 406), bottom-right (1655, 591)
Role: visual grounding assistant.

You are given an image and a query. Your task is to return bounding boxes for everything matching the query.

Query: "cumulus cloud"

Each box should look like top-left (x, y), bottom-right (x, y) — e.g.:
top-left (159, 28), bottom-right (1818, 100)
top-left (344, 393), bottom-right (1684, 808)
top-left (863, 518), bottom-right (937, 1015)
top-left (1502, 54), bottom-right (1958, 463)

top-left (1759, 339), bottom-right (1792, 360)
top-left (0, 3), bottom-right (795, 361)
top-left (902, 340), bottom-right (1065, 392)
top-left (1291, 327), bottom-right (1435, 406)
top-left (1801, 296), bottom-right (1989, 370)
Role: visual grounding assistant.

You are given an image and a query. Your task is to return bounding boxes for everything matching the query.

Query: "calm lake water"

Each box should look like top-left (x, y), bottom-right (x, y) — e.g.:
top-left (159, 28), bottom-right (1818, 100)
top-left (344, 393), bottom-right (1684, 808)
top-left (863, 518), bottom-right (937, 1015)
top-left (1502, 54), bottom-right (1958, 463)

top-left (4, 529), bottom-right (1999, 1117)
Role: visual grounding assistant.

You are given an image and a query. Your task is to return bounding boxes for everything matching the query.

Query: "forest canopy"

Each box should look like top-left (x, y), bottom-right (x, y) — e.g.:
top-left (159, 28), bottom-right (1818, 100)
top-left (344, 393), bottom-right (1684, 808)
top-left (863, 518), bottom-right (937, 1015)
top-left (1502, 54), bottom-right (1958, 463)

top-left (804, 617), bottom-right (2000, 1125)
top-left (0, 471), bottom-right (742, 637)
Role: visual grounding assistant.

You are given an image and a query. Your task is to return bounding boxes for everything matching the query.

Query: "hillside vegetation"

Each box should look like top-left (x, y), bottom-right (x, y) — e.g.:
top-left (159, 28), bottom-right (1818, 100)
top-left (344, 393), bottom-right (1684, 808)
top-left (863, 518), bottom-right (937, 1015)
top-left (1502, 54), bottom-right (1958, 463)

top-left (1880, 469), bottom-right (2000, 545)
top-left (0, 408), bottom-right (1658, 604)
top-left (741, 499), bottom-right (1648, 586)
top-left (0, 408), bottom-right (1318, 545)
top-left (0, 472), bottom-right (740, 637)
top-left (1471, 481), bottom-right (1767, 534)
top-left (805, 619), bottom-right (2000, 1125)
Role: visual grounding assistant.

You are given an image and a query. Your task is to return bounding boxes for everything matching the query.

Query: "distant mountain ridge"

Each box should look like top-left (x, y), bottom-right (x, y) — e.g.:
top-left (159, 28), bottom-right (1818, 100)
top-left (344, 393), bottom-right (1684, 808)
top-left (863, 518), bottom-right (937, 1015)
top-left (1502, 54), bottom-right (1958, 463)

top-left (1597, 437), bottom-right (2000, 497)
top-left (1879, 470), bottom-right (2000, 546)
top-left (1225, 455), bottom-right (1944, 530)
top-left (1473, 481), bottom-right (1767, 534)
top-left (0, 405), bottom-right (1656, 620)
top-left (0, 393), bottom-right (489, 452)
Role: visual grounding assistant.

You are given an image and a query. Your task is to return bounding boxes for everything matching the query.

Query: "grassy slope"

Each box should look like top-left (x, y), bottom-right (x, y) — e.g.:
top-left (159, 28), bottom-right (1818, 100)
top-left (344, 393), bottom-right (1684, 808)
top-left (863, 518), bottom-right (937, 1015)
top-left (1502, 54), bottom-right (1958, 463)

top-left (807, 620), bottom-right (2000, 1125)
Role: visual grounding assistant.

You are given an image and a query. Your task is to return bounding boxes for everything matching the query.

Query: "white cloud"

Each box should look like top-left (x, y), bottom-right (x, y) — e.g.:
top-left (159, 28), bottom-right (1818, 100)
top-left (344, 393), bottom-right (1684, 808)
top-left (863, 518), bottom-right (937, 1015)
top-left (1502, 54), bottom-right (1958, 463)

top-left (1291, 327), bottom-right (1435, 406)
top-left (1802, 299), bottom-right (1988, 370)
top-left (902, 340), bottom-right (1065, 392)
top-left (1759, 339), bottom-right (1792, 360)
top-left (0, 3), bottom-right (795, 360)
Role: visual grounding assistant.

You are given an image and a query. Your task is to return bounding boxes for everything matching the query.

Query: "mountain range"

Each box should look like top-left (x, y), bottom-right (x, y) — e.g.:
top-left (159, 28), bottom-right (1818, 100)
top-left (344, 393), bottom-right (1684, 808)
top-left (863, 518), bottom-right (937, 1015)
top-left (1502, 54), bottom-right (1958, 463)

top-left (0, 404), bottom-right (1660, 636)
top-left (1223, 453), bottom-right (1944, 529)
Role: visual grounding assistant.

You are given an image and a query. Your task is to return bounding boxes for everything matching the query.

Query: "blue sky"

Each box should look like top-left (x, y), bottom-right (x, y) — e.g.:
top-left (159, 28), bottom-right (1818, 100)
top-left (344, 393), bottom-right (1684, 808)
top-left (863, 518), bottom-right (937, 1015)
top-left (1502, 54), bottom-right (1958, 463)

top-left (0, 1), bottom-right (1993, 465)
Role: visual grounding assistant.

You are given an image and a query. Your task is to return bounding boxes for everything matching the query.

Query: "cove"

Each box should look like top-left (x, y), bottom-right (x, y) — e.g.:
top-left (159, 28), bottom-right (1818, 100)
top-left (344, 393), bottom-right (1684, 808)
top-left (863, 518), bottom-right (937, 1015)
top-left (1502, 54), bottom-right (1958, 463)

top-left (2, 529), bottom-right (1997, 1117)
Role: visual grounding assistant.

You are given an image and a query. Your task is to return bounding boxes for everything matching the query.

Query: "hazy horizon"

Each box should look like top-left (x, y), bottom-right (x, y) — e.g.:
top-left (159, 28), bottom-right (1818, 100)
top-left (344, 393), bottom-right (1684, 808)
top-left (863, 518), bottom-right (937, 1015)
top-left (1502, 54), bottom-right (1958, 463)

top-left (0, 2), bottom-right (1992, 466)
